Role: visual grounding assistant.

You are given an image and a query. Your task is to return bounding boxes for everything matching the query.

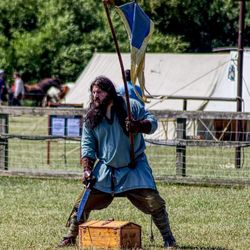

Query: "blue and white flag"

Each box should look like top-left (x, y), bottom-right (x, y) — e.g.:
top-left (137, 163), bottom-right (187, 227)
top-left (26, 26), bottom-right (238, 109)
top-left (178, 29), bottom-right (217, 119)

top-left (116, 1), bottom-right (154, 102)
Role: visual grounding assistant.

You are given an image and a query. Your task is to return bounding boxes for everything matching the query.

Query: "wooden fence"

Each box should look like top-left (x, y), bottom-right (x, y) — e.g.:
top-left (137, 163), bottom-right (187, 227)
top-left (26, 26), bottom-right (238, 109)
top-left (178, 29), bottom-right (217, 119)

top-left (1, 106), bottom-right (250, 186)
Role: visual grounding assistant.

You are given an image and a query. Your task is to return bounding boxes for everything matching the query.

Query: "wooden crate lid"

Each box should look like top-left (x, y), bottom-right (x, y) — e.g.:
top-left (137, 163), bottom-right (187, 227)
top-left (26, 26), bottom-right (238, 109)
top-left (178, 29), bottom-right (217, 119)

top-left (79, 220), bottom-right (141, 229)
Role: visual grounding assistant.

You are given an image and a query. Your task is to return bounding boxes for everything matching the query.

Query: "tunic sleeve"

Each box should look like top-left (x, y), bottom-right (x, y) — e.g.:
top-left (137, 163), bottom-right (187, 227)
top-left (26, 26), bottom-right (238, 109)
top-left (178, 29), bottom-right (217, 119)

top-left (81, 123), bottom-right (97, 160)
top-left (130, 99), bottom-right (158, 134)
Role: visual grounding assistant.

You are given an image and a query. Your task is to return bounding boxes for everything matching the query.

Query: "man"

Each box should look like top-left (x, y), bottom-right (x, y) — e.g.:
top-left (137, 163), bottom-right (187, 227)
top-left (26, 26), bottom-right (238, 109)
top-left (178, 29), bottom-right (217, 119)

top-left (58, 76), bottom-right (176, 249)
top-left (116, 69), bottom-right (145, 106)
top-left (9, 72), bottom-right (25, 106)
top-left (0, 69), bottom-right (7, 104)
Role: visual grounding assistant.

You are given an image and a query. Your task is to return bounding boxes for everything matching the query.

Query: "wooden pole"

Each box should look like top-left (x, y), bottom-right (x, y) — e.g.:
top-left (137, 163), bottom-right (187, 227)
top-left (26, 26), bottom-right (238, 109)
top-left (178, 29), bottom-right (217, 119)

top-left (47, 116), bottom-right (51, 165)
top-left (0, 114), bottom-right (8, 170)
top-left (175, 100), bottom-right (187, 176)
top-left (103, 1), bottom-right (135, 166)
top-left (235, 0), bottom-right (245, 168)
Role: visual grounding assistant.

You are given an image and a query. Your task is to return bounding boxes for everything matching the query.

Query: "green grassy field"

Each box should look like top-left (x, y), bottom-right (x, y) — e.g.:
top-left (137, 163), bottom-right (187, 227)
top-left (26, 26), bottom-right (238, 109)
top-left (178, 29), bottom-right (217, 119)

top-left (0, 176), bottom-right (249, 250)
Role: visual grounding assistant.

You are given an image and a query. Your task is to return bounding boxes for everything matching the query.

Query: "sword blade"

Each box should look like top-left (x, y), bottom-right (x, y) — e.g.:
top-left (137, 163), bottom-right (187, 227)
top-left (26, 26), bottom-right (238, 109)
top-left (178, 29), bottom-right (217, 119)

top-left (77, 188), bottom-right (91, 222)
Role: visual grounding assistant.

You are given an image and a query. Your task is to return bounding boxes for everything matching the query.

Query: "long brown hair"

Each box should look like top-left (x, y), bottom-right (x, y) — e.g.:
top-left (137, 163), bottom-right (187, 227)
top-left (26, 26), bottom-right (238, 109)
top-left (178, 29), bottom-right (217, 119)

top-left (84, 76), bottom-right (128, 135)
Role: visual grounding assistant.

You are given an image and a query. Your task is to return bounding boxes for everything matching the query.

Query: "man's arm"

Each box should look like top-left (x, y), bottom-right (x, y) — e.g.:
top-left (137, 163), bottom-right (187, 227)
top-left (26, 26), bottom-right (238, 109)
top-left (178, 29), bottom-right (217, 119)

top-left (125, 100), bottom-right (158, 134)
top-left (81, 125), bottom-right (97, 158)
top-left (125, 118), bottom-right (152, 134)
top-left (14, 80), bottom-right (20, 97)
top-left (81, 157), bottom-right (95, 185)
top-left (81, 123), bottom-right (98, 184)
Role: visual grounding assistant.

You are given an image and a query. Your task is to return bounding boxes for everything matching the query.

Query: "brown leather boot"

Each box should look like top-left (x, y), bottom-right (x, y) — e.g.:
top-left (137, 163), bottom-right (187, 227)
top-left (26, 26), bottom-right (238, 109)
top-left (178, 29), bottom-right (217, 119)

top-left (57, 236), bottom-right (76, 247)
top-left (164, 235), bottom-right (177, 249)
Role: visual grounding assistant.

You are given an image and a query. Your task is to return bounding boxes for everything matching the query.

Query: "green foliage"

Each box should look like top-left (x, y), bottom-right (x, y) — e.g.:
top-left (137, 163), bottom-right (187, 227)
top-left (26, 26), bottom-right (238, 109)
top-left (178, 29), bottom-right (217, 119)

top-left (142, 0), bottom-right (243, 52)
top-left (148, 32), bottom-right (189, 52)
top-left (0, 0), bottom-right (103, 82)
top-left (0, 35), bottom-right (10, 68)
top-left (0, 0), bottom-right (249, 83)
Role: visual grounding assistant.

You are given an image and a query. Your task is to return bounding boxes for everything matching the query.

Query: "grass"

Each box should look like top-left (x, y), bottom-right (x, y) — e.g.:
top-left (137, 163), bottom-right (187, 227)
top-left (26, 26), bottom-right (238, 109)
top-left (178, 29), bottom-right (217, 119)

top-left (0, 176), bottom-right (249, 250)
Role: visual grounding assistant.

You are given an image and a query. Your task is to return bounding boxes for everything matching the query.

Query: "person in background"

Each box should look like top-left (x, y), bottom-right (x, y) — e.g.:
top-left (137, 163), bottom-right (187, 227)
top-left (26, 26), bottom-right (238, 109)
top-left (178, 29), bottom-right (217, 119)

top-left (0, 69), bottom-right (7, 105)
top-left (9, 72), bottom-right (25, 106)
top-left (116, 69), bottom-right (145, 106)
top-left (58, 76), bottom-right (176, 249)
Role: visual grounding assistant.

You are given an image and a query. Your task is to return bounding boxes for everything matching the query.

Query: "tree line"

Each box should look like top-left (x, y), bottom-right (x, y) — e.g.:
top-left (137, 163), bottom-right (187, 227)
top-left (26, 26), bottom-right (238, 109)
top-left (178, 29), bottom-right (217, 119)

top-left (0, 0), bottom-right (249, 84)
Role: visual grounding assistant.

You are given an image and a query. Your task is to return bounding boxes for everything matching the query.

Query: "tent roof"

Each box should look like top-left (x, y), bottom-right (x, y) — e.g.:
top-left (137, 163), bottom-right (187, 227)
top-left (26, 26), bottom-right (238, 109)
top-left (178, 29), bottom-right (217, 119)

top-left (64, 52), bottom-right (249, 111)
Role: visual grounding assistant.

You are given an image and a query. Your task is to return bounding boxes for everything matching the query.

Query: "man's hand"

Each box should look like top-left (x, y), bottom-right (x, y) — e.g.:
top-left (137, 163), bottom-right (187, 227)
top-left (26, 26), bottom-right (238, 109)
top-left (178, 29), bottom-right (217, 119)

top-left (125, 118), bottom-right (141, 133)
top-left (81, 157), bottom-right (95, 185)
top-left (82, 169), bottom-right (92, 185)
top-left (125, 118), bottom-right (152, 134)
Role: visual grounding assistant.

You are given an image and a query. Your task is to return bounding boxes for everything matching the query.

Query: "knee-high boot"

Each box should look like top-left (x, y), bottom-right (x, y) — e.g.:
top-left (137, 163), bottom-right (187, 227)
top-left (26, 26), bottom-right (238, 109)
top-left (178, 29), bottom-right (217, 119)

top-left (152, 208), bottom-right (176, 248)
top-left (58, 211), bottom-right (88, 247)
top-left (65, 214), bottom-right (79, 238)
top-left (57, 214), bottom-right (78, 247)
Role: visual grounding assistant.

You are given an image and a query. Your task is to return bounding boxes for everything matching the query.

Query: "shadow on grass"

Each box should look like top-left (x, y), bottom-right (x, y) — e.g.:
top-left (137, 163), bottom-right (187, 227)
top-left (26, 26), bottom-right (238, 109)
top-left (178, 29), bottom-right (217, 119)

top-left (176, 246), bottom-right (228, 250)
top-left (147, 243), bottom-right (228, 250)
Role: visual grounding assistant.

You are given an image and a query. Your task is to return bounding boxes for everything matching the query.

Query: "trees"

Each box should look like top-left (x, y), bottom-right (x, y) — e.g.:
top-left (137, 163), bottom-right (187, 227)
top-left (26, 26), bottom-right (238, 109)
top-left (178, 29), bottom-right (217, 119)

top-left (0, 0), bottom-right (104, 82)
top-left (143, 0), bottom-right (246, 52)
top-left (0, 0), bottom-right (249, 83)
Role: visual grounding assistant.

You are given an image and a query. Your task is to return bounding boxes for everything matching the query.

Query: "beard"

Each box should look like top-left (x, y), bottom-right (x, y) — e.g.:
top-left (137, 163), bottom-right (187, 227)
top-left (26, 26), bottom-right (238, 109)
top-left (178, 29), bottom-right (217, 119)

top-left (85, 94), bottom-right (112, 129)
top-left (93, 95), bottom-right (111, 113)
top-left (85, 94), bottom-right (113, 129)
top-left (86, 94), bottom-right (127, 131)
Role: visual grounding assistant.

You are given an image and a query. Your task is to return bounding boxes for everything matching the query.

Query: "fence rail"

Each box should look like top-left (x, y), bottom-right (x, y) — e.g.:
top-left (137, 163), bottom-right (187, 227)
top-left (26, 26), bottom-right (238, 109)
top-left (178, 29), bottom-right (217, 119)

top-left (1, 106), bottom-right (250, 186)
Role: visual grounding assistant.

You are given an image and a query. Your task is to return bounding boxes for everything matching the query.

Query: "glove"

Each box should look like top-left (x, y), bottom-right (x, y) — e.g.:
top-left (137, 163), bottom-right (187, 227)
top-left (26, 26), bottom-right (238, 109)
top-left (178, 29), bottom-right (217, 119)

top-left (125, 118), bottom-right (152, 134)
top-left (81, 157), bottom-right (95, 185)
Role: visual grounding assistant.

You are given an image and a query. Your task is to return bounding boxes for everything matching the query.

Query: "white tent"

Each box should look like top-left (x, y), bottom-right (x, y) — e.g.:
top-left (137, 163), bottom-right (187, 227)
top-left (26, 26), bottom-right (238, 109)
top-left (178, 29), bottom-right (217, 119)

top-left (64, 52), bottom-right (250, 140)
top-left (65, 52), bottom-right (237, 110)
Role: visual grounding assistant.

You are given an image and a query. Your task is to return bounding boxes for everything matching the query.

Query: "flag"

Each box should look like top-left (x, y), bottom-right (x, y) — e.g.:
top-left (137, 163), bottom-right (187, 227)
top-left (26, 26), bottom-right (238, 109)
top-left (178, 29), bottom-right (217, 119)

top-left (115, 1), bottom-right (154, 102)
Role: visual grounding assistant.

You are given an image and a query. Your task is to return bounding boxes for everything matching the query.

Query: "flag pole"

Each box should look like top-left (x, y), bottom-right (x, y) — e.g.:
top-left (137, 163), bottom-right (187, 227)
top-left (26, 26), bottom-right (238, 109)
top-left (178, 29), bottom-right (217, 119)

top-left (103, 0), bottom-right (135, 166)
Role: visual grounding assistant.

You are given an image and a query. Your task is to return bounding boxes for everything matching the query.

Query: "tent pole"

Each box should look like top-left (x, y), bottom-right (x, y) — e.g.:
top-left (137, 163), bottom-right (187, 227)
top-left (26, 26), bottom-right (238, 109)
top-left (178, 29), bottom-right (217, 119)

top-left (235, 0), bottom-right (245, 168)
top-left (103, 1), bottom-right (135, 167)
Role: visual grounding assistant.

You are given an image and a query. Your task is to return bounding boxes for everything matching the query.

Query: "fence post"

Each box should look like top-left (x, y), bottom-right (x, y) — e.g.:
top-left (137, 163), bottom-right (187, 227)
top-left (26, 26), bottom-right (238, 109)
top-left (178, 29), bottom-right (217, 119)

top-left (0, 114), bottom-right (8, 170)
top-left (176, 118), bottom-right (186, 176)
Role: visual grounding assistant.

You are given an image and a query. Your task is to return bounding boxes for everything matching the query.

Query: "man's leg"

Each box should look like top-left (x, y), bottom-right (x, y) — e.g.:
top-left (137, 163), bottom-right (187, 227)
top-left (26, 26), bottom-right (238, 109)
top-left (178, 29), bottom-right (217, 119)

top-left (12, 97), bottom-right (20, 106)
top-left (126, 189), bottom-right (176, 248)
top-left (8, 92), bottom-right (13, 106)
top-left (58, 189), bottom-right (113, 247)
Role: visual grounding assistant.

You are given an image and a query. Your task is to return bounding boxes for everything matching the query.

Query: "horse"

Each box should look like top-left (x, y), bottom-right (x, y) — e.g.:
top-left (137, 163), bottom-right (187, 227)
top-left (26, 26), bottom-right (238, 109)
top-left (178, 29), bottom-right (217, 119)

top-left (45, 84), bottom-right (70, 105)
top-left (24, 78), bottom-right (67, 106)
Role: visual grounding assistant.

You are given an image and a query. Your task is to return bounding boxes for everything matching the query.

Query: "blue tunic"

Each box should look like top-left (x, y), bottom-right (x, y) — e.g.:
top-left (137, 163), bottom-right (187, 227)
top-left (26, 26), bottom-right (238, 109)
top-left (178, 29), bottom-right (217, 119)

top-left (81, 99), bottom-right (158, 194)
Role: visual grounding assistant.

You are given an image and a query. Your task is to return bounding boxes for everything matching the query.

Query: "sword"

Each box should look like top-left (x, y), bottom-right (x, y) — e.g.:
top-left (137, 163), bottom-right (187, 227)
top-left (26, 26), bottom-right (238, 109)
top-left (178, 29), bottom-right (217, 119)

top-left (65, 189), bottom-right (84, 227)
top-left (76, 177), bottom-right (96, 222)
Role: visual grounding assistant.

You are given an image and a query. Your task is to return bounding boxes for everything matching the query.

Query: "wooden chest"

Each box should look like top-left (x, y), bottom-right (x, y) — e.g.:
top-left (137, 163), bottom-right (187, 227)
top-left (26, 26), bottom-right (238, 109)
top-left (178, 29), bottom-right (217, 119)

top-left (79, 220), bottom-right (141, 249)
